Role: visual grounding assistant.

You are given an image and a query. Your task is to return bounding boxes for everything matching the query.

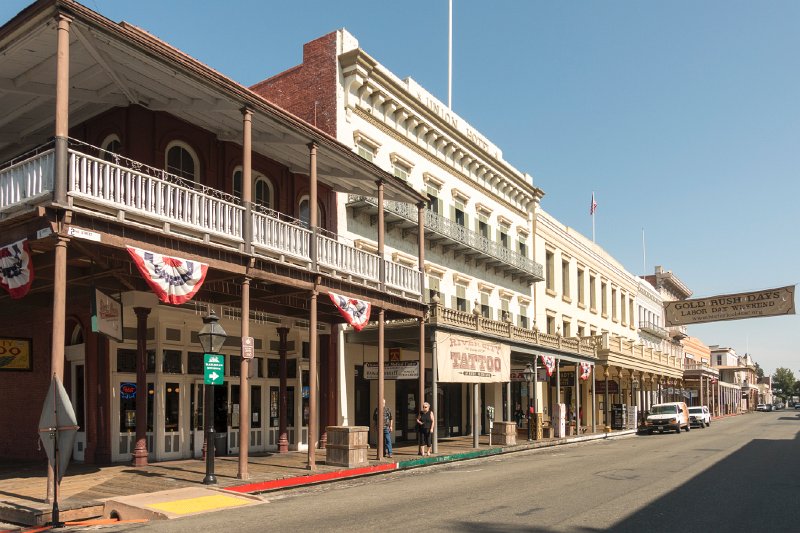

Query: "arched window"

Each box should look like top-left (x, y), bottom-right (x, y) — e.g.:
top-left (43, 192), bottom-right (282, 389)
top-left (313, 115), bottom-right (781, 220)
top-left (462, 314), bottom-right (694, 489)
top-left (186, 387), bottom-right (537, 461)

top-left (68, 321), bottom-right (84, 346)
top-left (232, 168), bottom-right (273, 209)
top-left (254, 174), bottom-right (273, 209)
top-left (233, 169), bottom-right (243, 200)
top-left (165, 141), bottom-right (199, 182)
top-left (298, 195), bottom-right (324, 229)
top-left (101, 134), bottom-right (121, 163)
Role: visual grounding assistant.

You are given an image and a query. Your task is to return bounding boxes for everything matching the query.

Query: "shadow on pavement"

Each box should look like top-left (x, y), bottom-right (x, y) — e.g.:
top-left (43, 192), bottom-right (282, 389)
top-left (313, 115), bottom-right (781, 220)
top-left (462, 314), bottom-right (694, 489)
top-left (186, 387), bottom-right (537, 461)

top-left (608, 429), bottom-right (800, 533)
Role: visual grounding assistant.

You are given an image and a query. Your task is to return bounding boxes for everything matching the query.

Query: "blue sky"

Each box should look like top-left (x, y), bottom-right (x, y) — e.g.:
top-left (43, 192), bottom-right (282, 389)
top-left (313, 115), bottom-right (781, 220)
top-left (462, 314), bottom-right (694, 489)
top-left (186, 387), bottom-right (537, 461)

top-left (2, 1), bottom-right (798, 376)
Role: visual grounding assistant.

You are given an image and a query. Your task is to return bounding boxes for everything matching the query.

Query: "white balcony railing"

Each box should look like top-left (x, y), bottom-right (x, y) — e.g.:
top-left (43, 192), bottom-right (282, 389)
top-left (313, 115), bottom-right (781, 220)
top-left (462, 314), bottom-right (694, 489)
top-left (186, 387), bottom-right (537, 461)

top-left (0, 145), bottom-right (54, 214)
top-left (0, 140), bottom-right (422, 298)
top-left (385, 259), bottom-right (421, 295)
top-left (316, 232), bottom-right (381, 283)
top-left (69, 149), bottom-right (243, 241)
top-left (252, 209), bottom-right (311, 262)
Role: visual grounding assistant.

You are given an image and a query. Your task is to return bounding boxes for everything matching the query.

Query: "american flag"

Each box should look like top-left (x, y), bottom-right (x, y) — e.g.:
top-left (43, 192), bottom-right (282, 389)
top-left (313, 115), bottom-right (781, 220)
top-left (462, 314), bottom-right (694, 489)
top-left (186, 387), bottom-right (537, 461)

top-left (590, 193), bottom-right (598, 215)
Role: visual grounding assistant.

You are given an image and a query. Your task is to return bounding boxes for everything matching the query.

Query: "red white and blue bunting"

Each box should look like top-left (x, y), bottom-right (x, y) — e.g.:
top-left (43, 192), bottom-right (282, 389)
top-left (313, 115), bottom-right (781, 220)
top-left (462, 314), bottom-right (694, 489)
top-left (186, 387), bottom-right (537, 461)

top-left (0, 239), bottom-right (34, 299)
top-left (329, 292), bottom-right (371, 331)
top-left (127, 246), bottom-right (208, 305)
top-left (580, 362), bottom-right (592, 381)
top-left (540, 355), bottom-right (555, 377)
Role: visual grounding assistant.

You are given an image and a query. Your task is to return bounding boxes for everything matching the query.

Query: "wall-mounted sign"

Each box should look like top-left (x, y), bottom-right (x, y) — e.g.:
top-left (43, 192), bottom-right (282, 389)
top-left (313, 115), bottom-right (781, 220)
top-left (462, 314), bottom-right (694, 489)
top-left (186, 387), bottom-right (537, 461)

top-left (120, 382), bottom-right (136, 400)
top-left (91, 288), bottom-right (123, 342)
top-left (664, 285), bottom-right (795, 327)
top-left (0, 337), bottom-right (32, 371)
top-left (67, 226), bottom-right (101, 242)
top-left (364, 361), bottom-right (419, 380)
top-left (389, 348), bottom-right (401, 362)
top-left (435, 332), bottom-right (510, 383)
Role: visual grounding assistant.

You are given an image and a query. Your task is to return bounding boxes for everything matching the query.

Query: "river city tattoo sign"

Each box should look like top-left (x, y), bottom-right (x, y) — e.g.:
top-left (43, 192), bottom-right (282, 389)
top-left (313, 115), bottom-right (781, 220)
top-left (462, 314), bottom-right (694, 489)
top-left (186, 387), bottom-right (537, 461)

top-left (436, 331), bottom-right (510, 383)
top-left (664, 285), bottom-right (795, 327)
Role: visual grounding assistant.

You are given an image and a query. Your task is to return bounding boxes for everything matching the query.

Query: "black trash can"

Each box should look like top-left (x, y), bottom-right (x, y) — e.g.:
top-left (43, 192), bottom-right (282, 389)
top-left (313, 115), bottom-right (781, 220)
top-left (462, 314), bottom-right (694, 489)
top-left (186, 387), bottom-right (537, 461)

top-left (214, 433), bottom-right (228, 456)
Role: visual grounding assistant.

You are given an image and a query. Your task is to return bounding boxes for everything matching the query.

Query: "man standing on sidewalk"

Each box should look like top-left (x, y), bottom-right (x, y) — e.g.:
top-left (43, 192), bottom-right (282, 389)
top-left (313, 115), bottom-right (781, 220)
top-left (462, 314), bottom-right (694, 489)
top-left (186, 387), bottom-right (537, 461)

top-left (373, 399), bottom-right (393, 458)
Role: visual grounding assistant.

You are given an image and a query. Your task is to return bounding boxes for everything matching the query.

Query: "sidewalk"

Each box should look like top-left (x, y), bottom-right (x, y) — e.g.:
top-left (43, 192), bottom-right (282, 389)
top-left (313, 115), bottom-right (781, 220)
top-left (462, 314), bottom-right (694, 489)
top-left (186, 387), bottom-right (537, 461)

top-left (0, 429), bottom-right (636, 527)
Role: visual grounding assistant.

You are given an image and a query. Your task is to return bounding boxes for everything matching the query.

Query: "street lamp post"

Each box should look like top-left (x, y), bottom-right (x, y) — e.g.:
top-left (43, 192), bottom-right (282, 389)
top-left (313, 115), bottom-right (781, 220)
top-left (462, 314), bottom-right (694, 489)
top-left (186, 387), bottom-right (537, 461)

top-left (198, 310), bottom-right (227, 486)
top-left (523, 363), bottom-right (534, 441)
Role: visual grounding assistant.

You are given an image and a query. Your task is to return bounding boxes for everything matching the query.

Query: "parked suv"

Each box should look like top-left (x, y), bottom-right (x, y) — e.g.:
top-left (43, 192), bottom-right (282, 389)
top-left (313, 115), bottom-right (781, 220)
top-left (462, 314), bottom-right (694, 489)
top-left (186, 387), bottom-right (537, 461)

top-left (645, 402), bottom-right (690, 434)
top-left (688, 406), bottom-right (711, 428)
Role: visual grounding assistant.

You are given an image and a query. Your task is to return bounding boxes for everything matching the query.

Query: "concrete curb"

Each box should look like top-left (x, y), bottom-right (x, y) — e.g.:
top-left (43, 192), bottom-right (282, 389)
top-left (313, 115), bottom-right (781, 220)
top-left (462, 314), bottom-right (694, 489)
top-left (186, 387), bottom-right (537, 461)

top-left (226, 430), bottom-right (638, 495)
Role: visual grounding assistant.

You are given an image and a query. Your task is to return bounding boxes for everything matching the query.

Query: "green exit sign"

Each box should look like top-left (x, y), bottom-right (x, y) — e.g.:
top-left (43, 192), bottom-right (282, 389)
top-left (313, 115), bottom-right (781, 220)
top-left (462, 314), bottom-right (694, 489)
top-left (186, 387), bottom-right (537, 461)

top-left (204, 354), bottom-right (225, 385)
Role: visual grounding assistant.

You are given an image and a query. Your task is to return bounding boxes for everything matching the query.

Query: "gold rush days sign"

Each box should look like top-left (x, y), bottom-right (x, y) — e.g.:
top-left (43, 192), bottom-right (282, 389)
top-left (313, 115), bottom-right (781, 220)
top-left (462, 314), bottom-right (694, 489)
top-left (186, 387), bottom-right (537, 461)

top-left (435, 331), bottom-right (510, 383)
top-left (664, 285), bottom-right (795, 327)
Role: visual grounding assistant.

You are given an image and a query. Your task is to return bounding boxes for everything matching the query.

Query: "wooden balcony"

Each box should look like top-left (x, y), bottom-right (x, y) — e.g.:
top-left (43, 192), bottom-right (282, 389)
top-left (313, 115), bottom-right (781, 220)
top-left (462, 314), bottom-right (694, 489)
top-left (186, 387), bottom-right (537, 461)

top-left (0, 140), bottom-right (421, 299)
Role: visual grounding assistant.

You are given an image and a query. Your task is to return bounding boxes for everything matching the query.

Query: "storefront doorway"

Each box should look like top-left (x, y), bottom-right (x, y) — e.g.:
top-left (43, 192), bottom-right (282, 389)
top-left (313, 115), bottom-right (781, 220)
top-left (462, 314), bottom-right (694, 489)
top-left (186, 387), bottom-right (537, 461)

top-left (396, 380), bottom-right (419, 442)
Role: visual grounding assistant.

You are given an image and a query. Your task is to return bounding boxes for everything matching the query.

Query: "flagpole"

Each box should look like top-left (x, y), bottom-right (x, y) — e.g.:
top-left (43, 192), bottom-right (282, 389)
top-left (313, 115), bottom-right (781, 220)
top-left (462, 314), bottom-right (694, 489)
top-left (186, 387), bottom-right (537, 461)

top-left (592, 191), bottom-right (595, 243)
top-left (448, 0), bottom-right (452, 109)
top-left (642, 228), bottom-right (646, 274)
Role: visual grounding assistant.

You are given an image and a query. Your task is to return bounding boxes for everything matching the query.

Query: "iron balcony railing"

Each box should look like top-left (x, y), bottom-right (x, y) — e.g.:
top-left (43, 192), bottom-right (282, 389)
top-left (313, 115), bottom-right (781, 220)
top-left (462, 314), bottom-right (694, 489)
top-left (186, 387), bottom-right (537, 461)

top-left (639, 320), bottom-right (670, 340)
top-left (0, 139), bottom-right (421, 298)
top-left (348, 195), bottom-right (544, 280)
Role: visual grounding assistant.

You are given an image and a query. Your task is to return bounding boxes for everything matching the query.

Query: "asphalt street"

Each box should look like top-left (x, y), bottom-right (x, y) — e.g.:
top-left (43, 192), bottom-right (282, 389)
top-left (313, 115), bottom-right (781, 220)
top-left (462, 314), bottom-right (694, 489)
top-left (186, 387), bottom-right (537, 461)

top-left (92, 411), bottom-right (800, 532)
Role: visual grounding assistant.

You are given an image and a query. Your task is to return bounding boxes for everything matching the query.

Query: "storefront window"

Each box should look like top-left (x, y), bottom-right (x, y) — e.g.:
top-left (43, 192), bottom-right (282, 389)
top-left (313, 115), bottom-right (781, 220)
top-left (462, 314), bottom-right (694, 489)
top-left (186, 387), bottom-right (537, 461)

top-left (162, 350), bottom-right (182, 374)
top-left (119, 382), bottom-right (154, 431)
top-left (230, 355), bottom-right (242, 377)
top-left (251, 386), bottom-right (262, 429)
top-left (117, 348), bottom-right (155, 373)
top-left (230, 385), bottom-right (240, 429)
top-left (164, 382), bottom-right (180, 431)
top-left (188, 352), bottom-right (204, 375)
top-left (270, 386), bottom-right (279, 427)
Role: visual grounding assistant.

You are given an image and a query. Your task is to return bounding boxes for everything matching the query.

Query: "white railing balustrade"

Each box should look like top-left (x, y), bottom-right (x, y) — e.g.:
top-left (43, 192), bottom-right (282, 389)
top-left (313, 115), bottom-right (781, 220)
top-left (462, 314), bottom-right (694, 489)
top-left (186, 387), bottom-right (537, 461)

top-left (384, 260), bottom-right (421, 295)
top-left (317, 233), bottom-right (380, 282)
top-left (252, 211), bottom-right (311, 261)
top-left (68, 150), bottom-right (243, 239)
top-left (0, 141), bottom-right (424, 298)
top-left (0, 148), bottom-right (54, 213)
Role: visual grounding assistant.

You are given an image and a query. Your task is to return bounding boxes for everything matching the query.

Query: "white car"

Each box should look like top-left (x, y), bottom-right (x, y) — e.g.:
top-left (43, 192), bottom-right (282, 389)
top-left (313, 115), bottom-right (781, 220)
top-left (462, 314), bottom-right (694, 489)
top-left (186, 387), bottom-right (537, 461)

top-left (688, 406), bottom-right (711, 428)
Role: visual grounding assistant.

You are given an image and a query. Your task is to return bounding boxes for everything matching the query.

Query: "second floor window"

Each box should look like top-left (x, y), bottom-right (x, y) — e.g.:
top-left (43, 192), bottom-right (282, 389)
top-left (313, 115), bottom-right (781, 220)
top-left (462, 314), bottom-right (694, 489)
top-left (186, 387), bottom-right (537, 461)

top-left (478, 219), bottom-right (489, 239)
top-left (518, 237), bottom-right (527, 258)
top-left (427, 193), bottom-right (440, 215)
top-left (356, 143), bottom-right (374, 162)
top-left (454, 206), bottom-right (465, 227)
top-left (166, 142), bottom-right (198, 182)
top-left (546, 251), bottom-right (555, 292)
top-left (254, 176), bottom-right (273, 209)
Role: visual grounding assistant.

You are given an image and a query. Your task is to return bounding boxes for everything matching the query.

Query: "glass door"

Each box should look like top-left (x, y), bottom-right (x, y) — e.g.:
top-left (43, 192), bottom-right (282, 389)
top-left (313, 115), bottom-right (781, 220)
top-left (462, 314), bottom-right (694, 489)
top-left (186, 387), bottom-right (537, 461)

top-left (228, 383), bottom-right (240, 454)
top-left (161, 381), bottom-right (183, 459)
top-left (191, 380), bottom-right (205, 458)
top-left (70, 361), bottom-right (86, 462)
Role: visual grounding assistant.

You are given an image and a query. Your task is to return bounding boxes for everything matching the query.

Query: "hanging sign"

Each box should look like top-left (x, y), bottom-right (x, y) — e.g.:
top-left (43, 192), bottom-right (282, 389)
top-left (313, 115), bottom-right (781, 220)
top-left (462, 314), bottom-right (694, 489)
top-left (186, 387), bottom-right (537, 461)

top-left (0, 239), bottom-right (35, 299)
top-left (127, 246), bottom-right (208, 305)
top-left (664, 285), bottom-right (795, 326)
top-left (580, 362), bottom-right (592, 381)
top-left (91, 288), bottom-right (123, 342)
top-left (435, 331), bottom-right (510, 383)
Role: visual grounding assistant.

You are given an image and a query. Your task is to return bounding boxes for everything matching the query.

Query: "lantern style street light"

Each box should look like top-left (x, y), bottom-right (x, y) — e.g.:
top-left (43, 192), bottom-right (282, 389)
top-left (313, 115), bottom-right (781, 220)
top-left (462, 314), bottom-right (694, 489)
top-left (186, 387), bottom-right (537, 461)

top-left (523, 363), bottom-right (534, 441)
top-left (198, 310), bottom-right (227, 485)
